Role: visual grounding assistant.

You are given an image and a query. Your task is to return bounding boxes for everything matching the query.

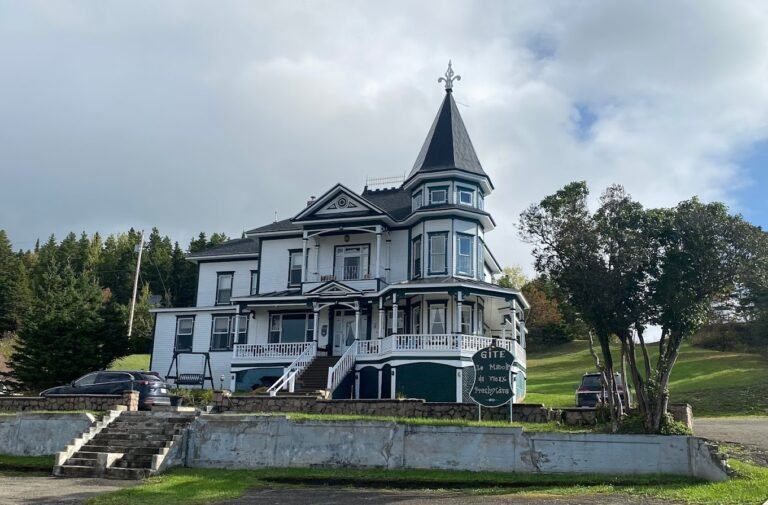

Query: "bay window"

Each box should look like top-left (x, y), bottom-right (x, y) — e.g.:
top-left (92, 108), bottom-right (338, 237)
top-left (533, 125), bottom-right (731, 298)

top-left (456, 234), bottom-right (474, 276)
top-left (429, 186), bottom-right (448, 205)
top-left (428, 304), bottom-right (447, 334)
top-left (428, 232), bottom-right (448, 274)
top-left (412, 236), bottom-right (422, 278)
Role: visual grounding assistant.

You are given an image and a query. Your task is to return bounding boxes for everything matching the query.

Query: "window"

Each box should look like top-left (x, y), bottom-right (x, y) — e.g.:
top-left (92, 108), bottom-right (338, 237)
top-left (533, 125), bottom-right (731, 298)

top-left (477, 240), bottom-right (484, 280)
top-left (269, 313), bottom-right (314, 343)
top-left (412, 190), bottom-right (423, 210)
top-left (216, 272), bottom-right (233, 305)
top-left (456, 234), bottom-right (474, 276)
top-left (74, 372), bottom-right (99, 387)
top-left (411, 304), bottom-right (421, 334)
top-left (428, 232), bottom-right (448, 274)
top-left (250, 270), bottom-right (259, 295)
top-left (386, 309), bottom-right (405, 336)
top-left (457, 186), bottom-right (474, 206)
top-left (460, 304), bottom-right (473, 335)
top-left (334, 245), bottom-right (369, 280)
top-left (411, 236), bottom-right (422, 278)
top-left (211, 315), bottom-right (248, 350)
top-left (428, 304), bottom-right (446, 334)
top-left (288, 250), bottom-right (303, 286)
top-left (429, 186), bottom-right (448, 205)
top-left (175, 317), bottom-right (194, 351)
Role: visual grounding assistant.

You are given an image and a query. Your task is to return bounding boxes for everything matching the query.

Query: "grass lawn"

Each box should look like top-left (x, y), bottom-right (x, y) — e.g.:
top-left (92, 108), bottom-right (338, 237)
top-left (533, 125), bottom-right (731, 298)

top-left (109, 354), bottom-right (150, 371)
top-left (86, 463), bottom-right (768, 505)
top-left (525, 341), bottom-right (768, 417)
top-left (0, 454), bottom-right (53, 475)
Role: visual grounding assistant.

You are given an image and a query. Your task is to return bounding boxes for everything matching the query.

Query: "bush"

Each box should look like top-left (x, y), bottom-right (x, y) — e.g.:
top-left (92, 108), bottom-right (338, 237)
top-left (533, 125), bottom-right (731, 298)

top-left (618, 411), bottom-right (693, 435)
top-left (172, 388), bottom-right (213, 408)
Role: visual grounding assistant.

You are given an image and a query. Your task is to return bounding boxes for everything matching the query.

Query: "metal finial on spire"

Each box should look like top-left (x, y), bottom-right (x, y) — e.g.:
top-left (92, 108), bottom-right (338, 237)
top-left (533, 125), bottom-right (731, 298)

top-left (438, 60), bottom-right (461, 92)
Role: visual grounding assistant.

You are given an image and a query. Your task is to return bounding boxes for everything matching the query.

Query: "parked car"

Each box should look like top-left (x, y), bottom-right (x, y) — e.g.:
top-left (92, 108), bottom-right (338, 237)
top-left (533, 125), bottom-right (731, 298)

top-left (575, 372), bottom-right (632, 408)
top-left (40, 370), bottom-right (172, 409)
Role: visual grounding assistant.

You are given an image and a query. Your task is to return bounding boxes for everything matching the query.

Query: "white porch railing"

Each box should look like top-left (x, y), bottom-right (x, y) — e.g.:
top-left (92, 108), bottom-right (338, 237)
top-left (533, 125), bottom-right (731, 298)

top-left (326, 341), bottom-right (358, 393)
top-left (233, 342), bottom-right (313, 360)
top-left (266, 341), bottom-right (317, 396)
top-left (360, 334), bottom-right (525, 362)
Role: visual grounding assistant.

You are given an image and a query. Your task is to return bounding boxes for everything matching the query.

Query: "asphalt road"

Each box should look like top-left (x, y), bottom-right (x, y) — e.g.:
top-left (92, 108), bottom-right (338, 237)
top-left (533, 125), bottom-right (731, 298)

top-left (695, 417), bottom-right (768, 450)
top-left (0, 475), bottom-right (138, 505)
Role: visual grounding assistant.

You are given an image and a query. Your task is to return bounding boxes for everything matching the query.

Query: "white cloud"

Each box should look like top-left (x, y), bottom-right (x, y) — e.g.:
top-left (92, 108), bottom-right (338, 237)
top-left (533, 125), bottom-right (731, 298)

top-left (1, 1), bottom-right (767, 271)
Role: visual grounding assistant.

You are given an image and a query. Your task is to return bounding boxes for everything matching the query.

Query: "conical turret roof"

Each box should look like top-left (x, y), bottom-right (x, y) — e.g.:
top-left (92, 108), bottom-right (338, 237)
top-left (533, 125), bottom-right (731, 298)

top-left (407, 90), bottom-right (488, 181)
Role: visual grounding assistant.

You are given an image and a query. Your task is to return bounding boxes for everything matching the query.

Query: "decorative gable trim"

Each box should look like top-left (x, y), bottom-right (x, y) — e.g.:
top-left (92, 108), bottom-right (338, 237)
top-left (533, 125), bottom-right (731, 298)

top-left (305, 280), bottom-right (362, 297)
top-left (293, 183), bottom-right (386, 221)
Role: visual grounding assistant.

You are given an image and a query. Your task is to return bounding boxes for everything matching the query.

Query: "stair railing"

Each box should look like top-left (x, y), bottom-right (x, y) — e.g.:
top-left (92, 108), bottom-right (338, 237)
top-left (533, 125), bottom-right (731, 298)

top-left (326, 341), bottom-right (358, 394)
top-left (267, 341), bottom-right (317, 396)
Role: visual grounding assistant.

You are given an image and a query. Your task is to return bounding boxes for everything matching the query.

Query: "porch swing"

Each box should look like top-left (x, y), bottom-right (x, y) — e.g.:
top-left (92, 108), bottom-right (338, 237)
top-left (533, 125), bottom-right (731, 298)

top-left (165, 351), bottom-right (214, 389)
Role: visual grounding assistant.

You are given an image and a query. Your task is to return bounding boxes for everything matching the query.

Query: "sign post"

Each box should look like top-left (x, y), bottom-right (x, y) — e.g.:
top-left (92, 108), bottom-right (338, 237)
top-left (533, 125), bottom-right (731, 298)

top-left (469, 344), bottom-right (516, 421)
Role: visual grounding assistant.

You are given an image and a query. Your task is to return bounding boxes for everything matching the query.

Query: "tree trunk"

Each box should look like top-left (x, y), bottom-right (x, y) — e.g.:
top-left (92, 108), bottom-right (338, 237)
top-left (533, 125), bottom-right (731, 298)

top-left (651, 330), bottom-right (682, 432)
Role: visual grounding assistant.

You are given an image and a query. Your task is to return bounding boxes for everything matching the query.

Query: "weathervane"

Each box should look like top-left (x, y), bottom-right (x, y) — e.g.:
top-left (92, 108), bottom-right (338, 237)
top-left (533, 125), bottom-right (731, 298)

top-left (438, 60), bottom-right (461, 91)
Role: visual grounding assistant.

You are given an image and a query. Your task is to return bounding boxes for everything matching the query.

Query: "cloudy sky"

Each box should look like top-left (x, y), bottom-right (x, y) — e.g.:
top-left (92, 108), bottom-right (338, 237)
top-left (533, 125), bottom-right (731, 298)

top-left (1, 0), bottom-right (767, 273)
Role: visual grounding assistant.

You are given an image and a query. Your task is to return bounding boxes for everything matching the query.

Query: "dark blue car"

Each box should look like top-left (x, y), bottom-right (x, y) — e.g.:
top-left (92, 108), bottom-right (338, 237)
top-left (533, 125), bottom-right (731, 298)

top-left (40, 370), bottom-right (172, 409)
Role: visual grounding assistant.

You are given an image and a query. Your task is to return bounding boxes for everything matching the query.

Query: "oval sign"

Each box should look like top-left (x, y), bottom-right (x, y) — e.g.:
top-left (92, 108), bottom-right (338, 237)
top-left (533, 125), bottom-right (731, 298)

top-left (469, 345), bottom-right (515, 407)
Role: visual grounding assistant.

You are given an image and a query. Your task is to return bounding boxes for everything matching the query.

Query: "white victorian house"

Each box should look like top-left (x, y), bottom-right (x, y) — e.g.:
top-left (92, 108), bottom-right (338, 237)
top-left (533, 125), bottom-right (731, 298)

top-left (150, 68), bottom-right (529, 402)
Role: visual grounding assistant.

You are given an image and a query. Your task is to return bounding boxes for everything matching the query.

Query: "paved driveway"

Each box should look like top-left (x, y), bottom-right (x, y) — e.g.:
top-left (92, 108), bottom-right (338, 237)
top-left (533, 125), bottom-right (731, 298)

top-left (0, 475), bottom-right (137, 505)
top-left (695, 418), bottom-right (768, 450)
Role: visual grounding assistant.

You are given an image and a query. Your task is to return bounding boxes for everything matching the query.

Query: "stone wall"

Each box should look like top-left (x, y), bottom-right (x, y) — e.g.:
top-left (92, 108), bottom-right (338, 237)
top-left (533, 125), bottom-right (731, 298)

top-left (0, 391), bottom-right (139, 413)
top-left (0, 412), bottom-right (96, 455)
top-left (182, 415), bottom-right (728, 481)
top-left (214, 394), bottom-right (558, 423)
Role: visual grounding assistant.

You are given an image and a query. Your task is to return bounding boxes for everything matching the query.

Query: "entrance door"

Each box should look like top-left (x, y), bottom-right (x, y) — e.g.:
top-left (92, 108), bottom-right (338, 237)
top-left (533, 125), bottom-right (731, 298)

top-left (332, 310), bottom-right (368, 356)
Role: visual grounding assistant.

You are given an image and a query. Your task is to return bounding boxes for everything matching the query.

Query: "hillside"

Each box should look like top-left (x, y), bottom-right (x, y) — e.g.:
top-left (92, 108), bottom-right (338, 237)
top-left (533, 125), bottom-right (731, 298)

top-left (525, 341), bottom-right (768, 417)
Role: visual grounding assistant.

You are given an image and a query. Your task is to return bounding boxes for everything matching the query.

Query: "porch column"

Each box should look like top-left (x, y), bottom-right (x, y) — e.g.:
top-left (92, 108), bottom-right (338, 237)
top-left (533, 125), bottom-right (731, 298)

top-left (391, 293), bottom-right (398, 335)
top-left (301, 231), bottom-right (309, 283)
top-left (377, 368), bottom-right (383, 399)
top-left (313, 310), bottom-right (320, 342)
top-left (375, 226), bottom-right (382, 279)
top-left (354, 306), bottom-right (361, 341)
top-left (456, 291), bottom-right (463, 335)
top-left (511, 299), bottom-right (519, 341)
top-left (232, 307), bottom-right (241, 345)
top-left (378, 297), bottom-right (385, 339)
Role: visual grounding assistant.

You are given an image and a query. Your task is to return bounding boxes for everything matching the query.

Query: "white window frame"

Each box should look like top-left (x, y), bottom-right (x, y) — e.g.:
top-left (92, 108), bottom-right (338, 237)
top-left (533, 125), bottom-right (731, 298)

top-left (216, 272), bottom-right (233, 305)
top-left (428, 304), bottom-right (447, 334)
top-left (428, 232), bottom-right (448, 275)
top-left (412, 190), bottom-right (423, 211)
top-left (412, 235), bottom-right (422, 279)
top-left (429, 186), bottom-right (448, 205)
top-left (456, 234), bottom-right (474, 277)
top-left (457, 186), bottom-right (474, 206)
top-left (175, 317), bottom-right (194, 351)
top-left (288, 251), bottom-right (303, 286)
top-left (269, 313), bottom-right (314, 343)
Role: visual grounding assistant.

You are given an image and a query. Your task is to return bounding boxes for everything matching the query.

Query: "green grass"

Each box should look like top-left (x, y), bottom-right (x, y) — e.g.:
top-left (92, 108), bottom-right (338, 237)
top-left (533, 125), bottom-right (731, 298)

top-left (241, 412), bottom-right (593, 432)
top-left (87, 463), bottom-right (768, 505)
top-left (0, 454), bottom-right (53, 475)
top-left (526, 341), bottom-right (768, 417)
top-left (109, 354), bottom-right (150, 371)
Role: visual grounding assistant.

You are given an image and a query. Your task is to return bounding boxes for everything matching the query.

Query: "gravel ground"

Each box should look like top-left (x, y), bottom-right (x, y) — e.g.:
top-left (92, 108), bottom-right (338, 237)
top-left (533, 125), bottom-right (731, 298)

top-left (218, 488), bottom-right (674, 505)
top-left (0, 475), bottom-right (138, 505)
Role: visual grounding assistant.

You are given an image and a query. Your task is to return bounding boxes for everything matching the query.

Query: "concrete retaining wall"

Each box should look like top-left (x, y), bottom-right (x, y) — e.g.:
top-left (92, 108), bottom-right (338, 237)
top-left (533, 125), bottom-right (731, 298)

top-left (0, 412), bottom-right (96, 455)
top-left (183, 415), bottom-right (728, 481)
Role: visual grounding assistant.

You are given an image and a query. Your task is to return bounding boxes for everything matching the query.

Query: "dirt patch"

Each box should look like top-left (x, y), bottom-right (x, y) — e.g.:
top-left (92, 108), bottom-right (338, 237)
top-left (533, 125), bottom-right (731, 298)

top-left (0, 475), bottom-right (138, 505)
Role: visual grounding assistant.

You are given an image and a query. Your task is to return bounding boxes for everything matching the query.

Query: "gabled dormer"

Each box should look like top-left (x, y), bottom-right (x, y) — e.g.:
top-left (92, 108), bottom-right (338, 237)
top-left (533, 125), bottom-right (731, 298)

top-left (293, 183), bottom-right (388, 223)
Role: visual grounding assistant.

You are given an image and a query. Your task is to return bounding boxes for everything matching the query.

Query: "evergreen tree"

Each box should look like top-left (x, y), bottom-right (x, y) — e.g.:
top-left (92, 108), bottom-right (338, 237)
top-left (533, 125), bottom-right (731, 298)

top-left (0, 230), bottom-right (32, 334)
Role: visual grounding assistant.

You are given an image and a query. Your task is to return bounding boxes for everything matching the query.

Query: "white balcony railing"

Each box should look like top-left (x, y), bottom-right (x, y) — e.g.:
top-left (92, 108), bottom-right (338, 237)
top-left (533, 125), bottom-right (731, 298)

top-left (233, 342), bottom-right (313, 360)
top-left (308, 266), bottom-right (374, 283)
top-left (355, 334), bottom-right (525, 363)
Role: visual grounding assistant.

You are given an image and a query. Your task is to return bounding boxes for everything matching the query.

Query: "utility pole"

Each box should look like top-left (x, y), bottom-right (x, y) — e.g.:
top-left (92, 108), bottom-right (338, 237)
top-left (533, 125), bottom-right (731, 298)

top-left (128, 229), bottom-right (145, 337)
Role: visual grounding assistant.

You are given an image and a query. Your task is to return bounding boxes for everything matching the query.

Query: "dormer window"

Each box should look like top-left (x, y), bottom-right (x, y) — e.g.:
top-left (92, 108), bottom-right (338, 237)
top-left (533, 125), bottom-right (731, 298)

top-left (429, 186), bottom-right (448, 205)
top-left (457, 186), bottom-right (474, 206)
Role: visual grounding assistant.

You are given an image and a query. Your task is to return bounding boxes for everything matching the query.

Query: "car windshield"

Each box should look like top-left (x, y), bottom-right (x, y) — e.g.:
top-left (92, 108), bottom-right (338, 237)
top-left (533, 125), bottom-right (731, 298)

top-left (581, 375), bottom-right (602, 387)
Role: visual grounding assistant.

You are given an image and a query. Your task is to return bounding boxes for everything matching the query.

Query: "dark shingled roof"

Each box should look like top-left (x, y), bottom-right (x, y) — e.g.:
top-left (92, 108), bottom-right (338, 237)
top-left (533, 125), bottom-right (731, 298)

top-left (186, 237), bottom-right (260, 259)
top-left (246, 218), bottom-right (302, 235)
top-left (360, 187), bottom-right (412, 221)
top-left (408, 91), bottom-right (488, 181)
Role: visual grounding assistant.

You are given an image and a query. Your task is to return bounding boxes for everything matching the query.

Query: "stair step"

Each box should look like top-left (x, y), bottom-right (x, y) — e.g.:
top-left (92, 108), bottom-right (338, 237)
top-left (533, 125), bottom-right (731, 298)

top-left (66, 458), bottom-right (99, 467)
top-left (81, 445), bottom-right (163, 455)
top-left (72, 451), bottom-right (99, 460)
top-left (56, 465), bottom-right (100, 478)
top-left (105, 467), bottom-right (150, 480)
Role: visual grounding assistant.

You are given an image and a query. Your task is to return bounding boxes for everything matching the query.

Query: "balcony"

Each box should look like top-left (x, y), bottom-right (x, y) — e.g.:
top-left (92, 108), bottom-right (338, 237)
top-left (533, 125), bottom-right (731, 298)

top-left (357, 334), bottom-right (526, 364)
top-left (302, 265), bottom-right (380, 294)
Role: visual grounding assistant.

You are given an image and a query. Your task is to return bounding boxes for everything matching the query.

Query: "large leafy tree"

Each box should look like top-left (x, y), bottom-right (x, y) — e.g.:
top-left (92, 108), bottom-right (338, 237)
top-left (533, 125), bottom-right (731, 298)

top-left (520, 182), bottom-right (762, 432)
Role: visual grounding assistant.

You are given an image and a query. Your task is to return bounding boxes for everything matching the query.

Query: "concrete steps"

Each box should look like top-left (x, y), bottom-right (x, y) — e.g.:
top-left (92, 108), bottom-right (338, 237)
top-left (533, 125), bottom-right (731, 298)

top-left (54, 409), bottom-right (198, 480)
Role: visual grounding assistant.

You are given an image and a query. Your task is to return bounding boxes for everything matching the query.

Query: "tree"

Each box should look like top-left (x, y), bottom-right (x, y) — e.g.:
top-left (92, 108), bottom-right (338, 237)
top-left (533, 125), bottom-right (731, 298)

top-left (520, 182), bottom-right (761, 433)
top-left (521, 277), bottom-right (570, 347)
top-left (497, 266), bottom-right (528, 289)
top-left (9, 258), bottom-right (129, 391)
top-left (0, 230), bottom-right (32, 334)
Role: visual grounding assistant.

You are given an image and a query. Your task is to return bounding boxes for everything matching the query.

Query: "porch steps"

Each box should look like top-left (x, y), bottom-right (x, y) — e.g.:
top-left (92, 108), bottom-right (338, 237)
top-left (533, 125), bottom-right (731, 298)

top-left (295, 356), bottom-right (341, 393)
top-left (54, 409), bottom-right (198, 480)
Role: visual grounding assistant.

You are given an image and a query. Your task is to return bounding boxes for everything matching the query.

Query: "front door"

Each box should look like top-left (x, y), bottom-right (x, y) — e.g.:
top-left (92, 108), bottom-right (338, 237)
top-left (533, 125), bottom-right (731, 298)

top-left (332, 309), bottom-right (368, 356)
